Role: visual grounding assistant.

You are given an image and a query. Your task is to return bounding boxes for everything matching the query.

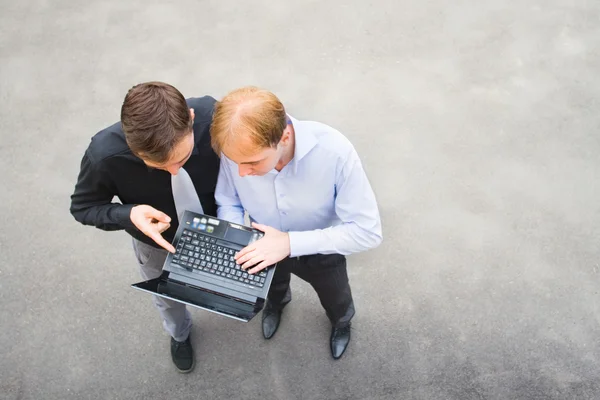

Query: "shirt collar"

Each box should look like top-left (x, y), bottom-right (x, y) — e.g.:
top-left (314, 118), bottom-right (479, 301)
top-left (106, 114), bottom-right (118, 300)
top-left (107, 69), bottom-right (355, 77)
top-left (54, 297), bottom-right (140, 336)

top-left (288, 115), bottom-right (317, 175)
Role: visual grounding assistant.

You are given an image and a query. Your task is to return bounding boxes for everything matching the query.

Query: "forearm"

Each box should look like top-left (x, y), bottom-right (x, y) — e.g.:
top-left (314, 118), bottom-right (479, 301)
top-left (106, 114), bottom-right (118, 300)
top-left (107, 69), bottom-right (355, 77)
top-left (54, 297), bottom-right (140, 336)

top-left (69, 150), bottom-right (137, 231)
top-left (288, 222), bottom-right (382, 257)
top-left (288, 147), bottom-right (383, 257)
top-left (70, 202), bottom-right (137, 231)
top-left (216, 204), bottom-right (245, 226)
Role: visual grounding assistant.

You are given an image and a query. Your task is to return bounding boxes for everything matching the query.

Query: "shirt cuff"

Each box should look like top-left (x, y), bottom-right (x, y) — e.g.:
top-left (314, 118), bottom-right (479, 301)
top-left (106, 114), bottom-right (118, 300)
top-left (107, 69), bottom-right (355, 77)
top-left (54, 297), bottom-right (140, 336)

top-left (113, 204), bottom-right (137, 230)
top-left (288, 230), bottom-right (323, 257)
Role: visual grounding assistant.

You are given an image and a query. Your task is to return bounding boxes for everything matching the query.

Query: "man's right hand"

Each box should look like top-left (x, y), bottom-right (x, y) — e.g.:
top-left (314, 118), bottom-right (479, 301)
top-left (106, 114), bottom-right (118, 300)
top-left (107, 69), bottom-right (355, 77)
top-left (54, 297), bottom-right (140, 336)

top-left (130, 205), bottom-right (176, 253)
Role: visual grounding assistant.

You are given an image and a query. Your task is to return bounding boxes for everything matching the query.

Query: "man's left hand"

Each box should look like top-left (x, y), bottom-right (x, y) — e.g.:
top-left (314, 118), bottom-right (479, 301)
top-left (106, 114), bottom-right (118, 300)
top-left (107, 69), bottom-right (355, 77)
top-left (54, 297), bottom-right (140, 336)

top-left (235, 223), bottom-right (290, 274)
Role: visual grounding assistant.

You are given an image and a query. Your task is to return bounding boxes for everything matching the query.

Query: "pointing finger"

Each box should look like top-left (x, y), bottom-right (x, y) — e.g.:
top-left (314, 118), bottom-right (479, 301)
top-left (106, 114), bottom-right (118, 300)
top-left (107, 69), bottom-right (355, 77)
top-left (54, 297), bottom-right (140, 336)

top-left (148, 230), bottom-right (175, 253)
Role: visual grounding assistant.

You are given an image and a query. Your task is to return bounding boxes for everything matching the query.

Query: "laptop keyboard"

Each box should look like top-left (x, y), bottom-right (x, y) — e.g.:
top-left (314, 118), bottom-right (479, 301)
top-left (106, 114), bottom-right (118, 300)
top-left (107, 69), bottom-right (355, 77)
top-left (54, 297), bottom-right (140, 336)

top-left (172, 229), bottom-right (267, 288)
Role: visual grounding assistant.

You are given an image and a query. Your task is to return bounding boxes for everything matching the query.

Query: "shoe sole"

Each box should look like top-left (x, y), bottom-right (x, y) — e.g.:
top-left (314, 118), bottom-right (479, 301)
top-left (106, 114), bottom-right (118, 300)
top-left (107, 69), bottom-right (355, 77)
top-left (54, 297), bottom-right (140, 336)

top-left (175, 358), bottom-right (195, 374)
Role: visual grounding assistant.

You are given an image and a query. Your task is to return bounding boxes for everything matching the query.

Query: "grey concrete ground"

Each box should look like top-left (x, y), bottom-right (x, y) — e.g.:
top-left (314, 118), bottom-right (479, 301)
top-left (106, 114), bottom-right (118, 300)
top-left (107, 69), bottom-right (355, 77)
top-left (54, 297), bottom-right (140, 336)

top-left (1, 0), bottom-right (599, 399)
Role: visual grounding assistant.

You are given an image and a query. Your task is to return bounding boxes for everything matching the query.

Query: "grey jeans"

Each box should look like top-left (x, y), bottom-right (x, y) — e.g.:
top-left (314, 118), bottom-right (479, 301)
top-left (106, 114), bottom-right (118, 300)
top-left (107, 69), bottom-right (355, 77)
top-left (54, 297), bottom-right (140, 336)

top-left (132, 237), bottom-right (192, 342)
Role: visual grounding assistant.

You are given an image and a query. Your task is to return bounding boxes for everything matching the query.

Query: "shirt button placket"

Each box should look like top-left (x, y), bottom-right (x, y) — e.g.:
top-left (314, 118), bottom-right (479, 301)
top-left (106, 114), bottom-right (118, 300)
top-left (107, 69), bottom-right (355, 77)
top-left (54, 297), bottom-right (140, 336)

top-left (275, 177), bottom-right (286, 231)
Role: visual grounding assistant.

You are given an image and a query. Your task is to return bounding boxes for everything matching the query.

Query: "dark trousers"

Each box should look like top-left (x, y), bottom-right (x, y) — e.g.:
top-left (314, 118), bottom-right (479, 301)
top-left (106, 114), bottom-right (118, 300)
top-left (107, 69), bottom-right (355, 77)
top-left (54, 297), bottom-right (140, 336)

top-left (266, 253), bottom-right (355, 328)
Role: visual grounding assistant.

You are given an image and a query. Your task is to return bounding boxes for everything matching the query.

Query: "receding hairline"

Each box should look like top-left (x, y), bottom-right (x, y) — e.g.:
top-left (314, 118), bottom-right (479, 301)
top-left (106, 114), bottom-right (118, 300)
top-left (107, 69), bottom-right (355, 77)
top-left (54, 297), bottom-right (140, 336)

top-left (210, 86), bottom-right (287, 156)
top-left (231, 98), bottom-right (262, 134)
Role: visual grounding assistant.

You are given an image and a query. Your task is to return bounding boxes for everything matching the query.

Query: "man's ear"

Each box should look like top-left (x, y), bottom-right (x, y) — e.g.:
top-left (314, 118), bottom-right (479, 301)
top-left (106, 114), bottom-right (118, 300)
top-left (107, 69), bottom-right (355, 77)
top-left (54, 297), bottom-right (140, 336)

top-left (280, 126), bottom-right (292, 145)
top-left (189, 108), bottom-right (195, 121)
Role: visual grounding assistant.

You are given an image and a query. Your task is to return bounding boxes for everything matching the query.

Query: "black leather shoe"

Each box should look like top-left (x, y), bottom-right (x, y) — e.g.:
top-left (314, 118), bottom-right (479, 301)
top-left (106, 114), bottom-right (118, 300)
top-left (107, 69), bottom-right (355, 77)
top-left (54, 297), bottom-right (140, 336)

top-left (330, 324), bottom-right (351, 359)
top-left (171, 336), bottom-right (195, 373)
top-left (262, 306), bottom-right (282, 340)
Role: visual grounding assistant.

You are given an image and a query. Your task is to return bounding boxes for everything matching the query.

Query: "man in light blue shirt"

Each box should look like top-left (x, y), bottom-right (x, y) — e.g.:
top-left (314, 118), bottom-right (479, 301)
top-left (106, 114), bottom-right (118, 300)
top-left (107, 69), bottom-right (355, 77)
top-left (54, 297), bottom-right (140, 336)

top-left (211, 86), bottom-right (382, 359)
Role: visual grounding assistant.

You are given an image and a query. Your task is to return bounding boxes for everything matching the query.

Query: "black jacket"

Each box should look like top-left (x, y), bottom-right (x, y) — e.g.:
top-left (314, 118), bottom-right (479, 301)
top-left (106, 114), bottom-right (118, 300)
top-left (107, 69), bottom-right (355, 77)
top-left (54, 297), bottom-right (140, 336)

top-left (69, 96), bottom-right (220, 249)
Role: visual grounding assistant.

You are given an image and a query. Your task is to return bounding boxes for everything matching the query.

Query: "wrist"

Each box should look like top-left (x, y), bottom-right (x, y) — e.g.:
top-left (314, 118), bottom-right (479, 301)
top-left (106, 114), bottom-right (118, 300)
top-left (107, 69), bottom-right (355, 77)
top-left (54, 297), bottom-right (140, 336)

top-left (129, 204), bottom-right (140, 221)
top-left (118, 204), bottom-right (138, 229)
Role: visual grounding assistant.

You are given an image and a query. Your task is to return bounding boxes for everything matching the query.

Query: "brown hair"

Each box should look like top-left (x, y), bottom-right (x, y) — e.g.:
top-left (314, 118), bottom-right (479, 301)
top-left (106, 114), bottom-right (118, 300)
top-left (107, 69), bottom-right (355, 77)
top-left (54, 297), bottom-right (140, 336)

top-left (121, 81), bottom-right (192, 164)
top-left (210, 86), bottom-right (287, 156)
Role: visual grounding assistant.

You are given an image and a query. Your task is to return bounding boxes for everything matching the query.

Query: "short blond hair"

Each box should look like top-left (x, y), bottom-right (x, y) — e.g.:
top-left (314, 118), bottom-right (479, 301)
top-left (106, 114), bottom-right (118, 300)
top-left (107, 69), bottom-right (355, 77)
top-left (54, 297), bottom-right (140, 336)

top-left (210, 86), bottom-right (287, 156)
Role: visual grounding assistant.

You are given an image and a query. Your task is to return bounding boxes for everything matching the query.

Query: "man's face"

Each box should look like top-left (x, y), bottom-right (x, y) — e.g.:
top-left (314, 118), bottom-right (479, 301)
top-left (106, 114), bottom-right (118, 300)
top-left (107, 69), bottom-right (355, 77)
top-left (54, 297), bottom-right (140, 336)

top-left (141, 131), bottom-right (195, 175)
top-left (224, 135), bottom-right (284, 177)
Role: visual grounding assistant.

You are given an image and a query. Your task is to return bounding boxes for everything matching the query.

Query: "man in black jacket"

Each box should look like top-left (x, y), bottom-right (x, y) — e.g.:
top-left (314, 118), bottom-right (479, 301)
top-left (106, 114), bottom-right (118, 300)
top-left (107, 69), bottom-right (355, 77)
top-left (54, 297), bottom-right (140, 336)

top-left (70, 82), bottom-right (219, 373)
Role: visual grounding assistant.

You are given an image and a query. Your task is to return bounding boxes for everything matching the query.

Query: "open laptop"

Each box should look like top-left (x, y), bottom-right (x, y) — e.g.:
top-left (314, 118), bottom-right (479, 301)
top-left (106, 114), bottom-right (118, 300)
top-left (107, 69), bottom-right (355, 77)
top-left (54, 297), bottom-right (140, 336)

top-left (132, 210), bottom-right (277, 322)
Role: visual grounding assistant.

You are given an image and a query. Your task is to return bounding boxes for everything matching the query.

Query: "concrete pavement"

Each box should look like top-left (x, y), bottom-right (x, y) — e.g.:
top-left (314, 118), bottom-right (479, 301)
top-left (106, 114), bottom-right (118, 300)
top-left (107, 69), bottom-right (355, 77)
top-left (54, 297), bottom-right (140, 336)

top-left (1, 1), bottom-right (599, 399)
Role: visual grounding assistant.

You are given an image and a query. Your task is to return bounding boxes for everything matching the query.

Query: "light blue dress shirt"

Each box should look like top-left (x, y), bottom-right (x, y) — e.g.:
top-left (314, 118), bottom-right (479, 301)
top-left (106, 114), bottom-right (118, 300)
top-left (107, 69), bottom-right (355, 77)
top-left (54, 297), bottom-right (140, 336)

top-left (215, 116), bottom-right (383, 257)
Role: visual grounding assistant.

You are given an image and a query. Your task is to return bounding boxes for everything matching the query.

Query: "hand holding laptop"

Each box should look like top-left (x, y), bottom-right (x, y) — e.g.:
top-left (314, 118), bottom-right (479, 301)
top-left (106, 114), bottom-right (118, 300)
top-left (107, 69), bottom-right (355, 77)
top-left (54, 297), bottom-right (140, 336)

top-left (235, 222), bottom-right (290, 275)
top-left (130, 205), bottom-right (176, 253)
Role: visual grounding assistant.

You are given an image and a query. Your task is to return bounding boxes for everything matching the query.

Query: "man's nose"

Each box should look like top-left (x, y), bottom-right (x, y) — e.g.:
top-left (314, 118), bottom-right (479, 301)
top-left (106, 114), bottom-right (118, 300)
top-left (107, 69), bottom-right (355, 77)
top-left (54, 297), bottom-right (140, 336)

top-left (167, 165), bottom-right (181, 176)
top-left (238, 165), bottom-right (252, 177)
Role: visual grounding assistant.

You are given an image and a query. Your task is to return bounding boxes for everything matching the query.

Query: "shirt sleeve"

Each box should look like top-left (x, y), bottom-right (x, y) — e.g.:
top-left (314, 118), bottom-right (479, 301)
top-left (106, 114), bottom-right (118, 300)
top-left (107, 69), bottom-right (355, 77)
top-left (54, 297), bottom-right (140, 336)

top-left (69, 149), bottom-right (137, 231)
top-left (215, 156), bottom-right (246, 225)
top-left (287, 149), bottom-right (382, 257)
